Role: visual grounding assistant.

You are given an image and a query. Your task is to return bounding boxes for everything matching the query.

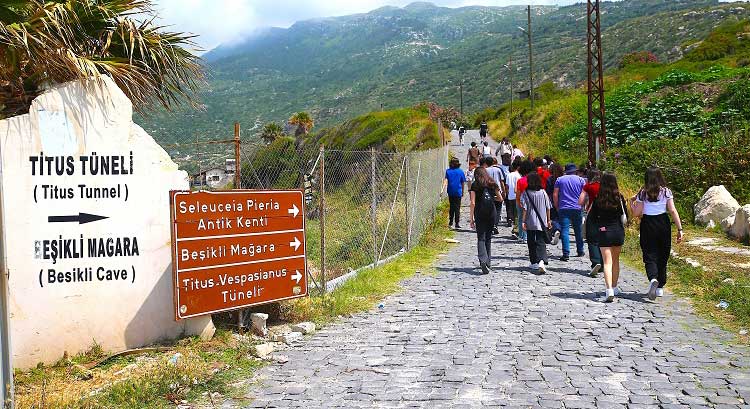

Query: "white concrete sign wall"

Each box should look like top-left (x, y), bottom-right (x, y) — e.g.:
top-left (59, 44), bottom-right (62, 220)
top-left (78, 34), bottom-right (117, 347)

top-left (0, 78), bottom-right (214, 368)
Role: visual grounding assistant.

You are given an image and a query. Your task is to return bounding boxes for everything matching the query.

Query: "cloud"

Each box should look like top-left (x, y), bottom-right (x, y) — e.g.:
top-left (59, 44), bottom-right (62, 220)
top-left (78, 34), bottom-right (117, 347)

top-left (153, 0), bottom-right (601, 50)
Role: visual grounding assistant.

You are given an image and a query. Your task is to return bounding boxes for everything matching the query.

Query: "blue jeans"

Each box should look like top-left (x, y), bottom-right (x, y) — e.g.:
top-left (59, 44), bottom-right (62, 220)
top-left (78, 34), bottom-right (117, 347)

top-left (559, 209), bottom-right (584, 257)
top-left (516, 206), bottom-right (527, 240)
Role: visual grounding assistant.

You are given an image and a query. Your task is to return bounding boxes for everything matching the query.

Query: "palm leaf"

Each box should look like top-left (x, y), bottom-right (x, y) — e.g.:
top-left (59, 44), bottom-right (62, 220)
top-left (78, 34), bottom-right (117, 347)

top-left (0, 0), bottom-right (204, 118)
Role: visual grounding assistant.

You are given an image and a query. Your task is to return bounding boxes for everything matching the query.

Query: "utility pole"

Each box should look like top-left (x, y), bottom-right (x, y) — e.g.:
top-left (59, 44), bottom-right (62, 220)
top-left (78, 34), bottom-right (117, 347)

top-left (527, 5), bottom-right (534, 110)
top-left (459, 80), bottom-right (464, 118)
top-left (518, 6), bottom-right (534, 110)
top-left (504, 56), bottom-right (514, 118)
top-left (587, 0), bottom-right (606, 165)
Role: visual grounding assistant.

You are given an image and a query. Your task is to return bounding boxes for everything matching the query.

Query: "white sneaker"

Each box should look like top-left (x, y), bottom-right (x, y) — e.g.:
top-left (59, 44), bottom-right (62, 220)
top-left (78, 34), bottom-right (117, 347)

top-left (656, 288), bottom-right (664, 297)
top-left (647, 279), bottom-right (659, 301)
top-left (538, 261), bottom-right (547, 274)
top-left (614, 287), bottom-right (623, 296)
top-left (551, 231), bottom-right (561, 246)
top-left (605, 288), bottom-right (615, 303)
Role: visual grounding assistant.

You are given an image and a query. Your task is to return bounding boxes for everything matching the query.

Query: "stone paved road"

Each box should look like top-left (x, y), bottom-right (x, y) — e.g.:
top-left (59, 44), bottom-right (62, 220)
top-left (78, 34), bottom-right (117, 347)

top-left (242, 137), bottom-right (750, 408)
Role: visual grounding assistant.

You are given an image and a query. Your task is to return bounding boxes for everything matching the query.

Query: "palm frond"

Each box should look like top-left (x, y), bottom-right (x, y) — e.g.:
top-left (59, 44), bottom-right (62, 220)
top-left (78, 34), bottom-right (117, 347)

top-left (0, 0), bottom-right (204, 118)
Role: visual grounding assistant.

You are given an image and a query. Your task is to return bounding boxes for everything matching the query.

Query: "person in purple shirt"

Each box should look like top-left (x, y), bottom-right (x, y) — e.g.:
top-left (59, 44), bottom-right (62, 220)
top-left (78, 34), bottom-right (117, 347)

top-left (553, 163), bottom-right (586, 261)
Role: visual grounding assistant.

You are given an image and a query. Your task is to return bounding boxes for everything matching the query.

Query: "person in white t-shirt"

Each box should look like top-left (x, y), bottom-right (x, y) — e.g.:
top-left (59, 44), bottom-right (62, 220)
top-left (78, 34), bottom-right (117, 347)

top-left (630, 166), bottom-right (684, 301)
top-left (482, 142), bottom-right (492, 157)
top-left (505, 159), bottom-right (523, 235)
top-left (511, 145), bottom-right (525, 164)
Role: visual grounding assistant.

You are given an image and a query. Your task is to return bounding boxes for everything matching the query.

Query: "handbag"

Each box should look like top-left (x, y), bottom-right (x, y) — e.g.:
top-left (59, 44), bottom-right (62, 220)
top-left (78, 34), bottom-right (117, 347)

top-left (525, 192), bottom-right (553, 244)
top-left (619, 195), bottom-right (628, 227)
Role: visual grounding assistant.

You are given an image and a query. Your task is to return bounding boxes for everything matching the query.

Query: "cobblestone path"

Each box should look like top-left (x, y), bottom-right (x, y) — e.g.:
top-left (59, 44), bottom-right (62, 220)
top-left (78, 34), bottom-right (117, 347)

top-left (242, 135), bottom-right (750, 408)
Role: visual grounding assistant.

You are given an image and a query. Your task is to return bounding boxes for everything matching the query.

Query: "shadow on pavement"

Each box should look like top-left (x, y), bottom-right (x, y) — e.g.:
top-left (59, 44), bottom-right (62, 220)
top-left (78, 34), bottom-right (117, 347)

top-left (551, 291), bottom-right (652, 304)
top-left (436, 266), bottom-right (483, 276)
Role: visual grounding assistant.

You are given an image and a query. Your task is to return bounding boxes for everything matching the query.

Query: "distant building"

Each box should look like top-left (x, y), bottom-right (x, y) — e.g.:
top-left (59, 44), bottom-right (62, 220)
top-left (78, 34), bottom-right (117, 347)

top-left (191, 159), bottom-right (237, 189)
top-left (516, 89), bottom-right (531, 100)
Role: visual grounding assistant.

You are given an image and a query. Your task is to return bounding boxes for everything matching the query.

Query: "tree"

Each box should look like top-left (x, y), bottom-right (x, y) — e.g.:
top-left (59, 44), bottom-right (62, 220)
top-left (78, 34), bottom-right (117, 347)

top-left (288, 112), bottom-right (314, 137)
top-left (260, 122), bottom-right (284, 144)
top-left (0, 0), bottom-right (204, 118)
top-left (288, 111), bottom-right (314, 148)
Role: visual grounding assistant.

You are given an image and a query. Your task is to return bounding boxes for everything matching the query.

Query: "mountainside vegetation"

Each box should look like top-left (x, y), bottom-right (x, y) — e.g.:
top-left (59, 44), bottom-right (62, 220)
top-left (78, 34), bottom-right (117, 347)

top-left (140, 0), bottom-right (750, 150)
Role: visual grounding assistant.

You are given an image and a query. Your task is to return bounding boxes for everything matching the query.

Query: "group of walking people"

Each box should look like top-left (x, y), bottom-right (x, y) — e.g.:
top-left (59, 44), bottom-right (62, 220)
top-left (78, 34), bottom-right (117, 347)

top-left (444, 137), bottom-right (685, 302)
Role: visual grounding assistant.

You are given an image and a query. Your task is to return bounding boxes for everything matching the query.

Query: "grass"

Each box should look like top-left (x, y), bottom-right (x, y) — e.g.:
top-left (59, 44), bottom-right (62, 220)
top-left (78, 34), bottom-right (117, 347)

top-left (620, 225), bottom-right (750, 345)
top-left (281, 201), bottom-right (453, 324)
top-left (14, 329), bottom-right (266, 408)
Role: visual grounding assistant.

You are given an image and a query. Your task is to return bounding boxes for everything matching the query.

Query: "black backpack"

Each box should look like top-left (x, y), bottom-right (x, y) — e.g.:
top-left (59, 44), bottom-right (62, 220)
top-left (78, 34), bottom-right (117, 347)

top-left (476, 187), bottom-right (495, 220)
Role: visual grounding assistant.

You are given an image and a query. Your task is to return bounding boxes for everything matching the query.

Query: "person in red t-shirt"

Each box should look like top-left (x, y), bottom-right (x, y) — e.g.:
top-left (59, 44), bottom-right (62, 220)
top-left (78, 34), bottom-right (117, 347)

top-left (534, 158), bottom-right (551, 189)
top-left (579, 168), bottom-right (603, 278)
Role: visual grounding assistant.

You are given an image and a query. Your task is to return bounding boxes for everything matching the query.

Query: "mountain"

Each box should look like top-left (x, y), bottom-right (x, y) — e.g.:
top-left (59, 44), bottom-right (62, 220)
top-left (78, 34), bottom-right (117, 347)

top-left (140, 0), bottom-right (750, 153)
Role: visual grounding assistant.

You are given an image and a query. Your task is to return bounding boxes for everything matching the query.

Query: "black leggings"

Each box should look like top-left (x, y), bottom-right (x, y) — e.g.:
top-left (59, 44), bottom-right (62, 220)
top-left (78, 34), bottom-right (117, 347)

top-left (640, 214), bottom-right (671, 288)
top-left (476, 216), bottom-right (495, 266)
top-left (449, 196), bottom-right (462, 226)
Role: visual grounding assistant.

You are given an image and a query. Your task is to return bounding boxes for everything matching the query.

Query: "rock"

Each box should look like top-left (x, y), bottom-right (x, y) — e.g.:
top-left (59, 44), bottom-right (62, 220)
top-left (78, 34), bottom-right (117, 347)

top-left (72, 364), bottom-right (93, 380)
top-left (694, 186), bottom-right (740, 226)
top-left (252, 343), bottom-right (275, 358)
top-left (721, 214), bottom-right (736, 232)
top-left (723, 278), bottom-right (736, 286)
top-left (272, 354), bottom-right (289, 363)
top-left (268, 325), bottom-right (292, 342)
top-left (740, 329), bottom-right (748, 336)
top-left (291, 322), bottom-right (316, 335)
top-left (250, 313), bottom-right (269, 337)
top-left (685, 258), bottom-right (702, 268)
top-left (281, 332), bottom-right (303, 345)
top-left (706, 220), bottom-right (717, 230)
top-left (729, 205), bottom-right (750, 241)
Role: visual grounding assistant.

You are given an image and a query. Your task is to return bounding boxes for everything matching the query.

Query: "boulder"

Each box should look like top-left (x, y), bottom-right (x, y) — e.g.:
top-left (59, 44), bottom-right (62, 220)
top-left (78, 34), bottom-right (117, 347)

top-left (694, 186), bottom-right (740, 226)
top-left (251, 343), bottom-right (275, 358)
top-left (291, 322), bottom-right (316, 335)
top-left (721, 215), bottom-right (736, 232)
top-left (729, 205), bottom-right (750, 240)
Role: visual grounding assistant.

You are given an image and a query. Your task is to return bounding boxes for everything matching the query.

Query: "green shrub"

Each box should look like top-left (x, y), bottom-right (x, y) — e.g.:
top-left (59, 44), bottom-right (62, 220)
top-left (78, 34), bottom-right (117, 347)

top-left (718, 78), bottom-right (750, 119)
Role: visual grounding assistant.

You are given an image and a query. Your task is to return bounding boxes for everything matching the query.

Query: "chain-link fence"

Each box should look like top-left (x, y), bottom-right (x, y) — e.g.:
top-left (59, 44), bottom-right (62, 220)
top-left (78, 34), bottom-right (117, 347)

top-left (238, 142), bottom-right (449, 290)
top-left (157, 123), bottom-right (448, 293)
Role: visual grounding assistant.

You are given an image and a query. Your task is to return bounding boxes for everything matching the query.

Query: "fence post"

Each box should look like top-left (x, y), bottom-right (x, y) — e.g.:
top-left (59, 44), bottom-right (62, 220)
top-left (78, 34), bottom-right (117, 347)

top-left (319, 146), bottom-right (326, 294)
top-left (404, 154), bottom-right (410, 250)
top-left (234, 122), bottom-right (241, 189)
top-left (371, 147), bottom-right (378, 267)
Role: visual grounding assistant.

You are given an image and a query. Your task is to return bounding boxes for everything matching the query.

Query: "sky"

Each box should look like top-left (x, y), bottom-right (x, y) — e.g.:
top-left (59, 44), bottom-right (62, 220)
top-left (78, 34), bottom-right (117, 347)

top-left (154, 0), bottom-right (594, 51)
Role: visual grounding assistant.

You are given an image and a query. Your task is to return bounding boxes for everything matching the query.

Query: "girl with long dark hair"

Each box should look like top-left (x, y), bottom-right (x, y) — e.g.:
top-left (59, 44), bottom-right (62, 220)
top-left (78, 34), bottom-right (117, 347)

top-left (579, 168), bottom-right (603, 277)
top-left (630, 167), bottom-right (685, 300)
top-left (587, 173), bottom-right (628, 302)
top-left (470, 167), bottom-right (502, 274)
top-left (521, 172), bottom-right (552, 274)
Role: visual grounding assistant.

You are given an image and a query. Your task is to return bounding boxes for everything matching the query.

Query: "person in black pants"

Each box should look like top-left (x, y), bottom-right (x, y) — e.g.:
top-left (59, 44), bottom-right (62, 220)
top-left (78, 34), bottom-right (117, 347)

top-left (630, 167), bottom-right (685, 301)
top-left (521, 172), bottom-right (552, 274)
top-left (443, 158), bottom-right (466, 229)
top-left (470, 167), bottom-right (501, 275)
